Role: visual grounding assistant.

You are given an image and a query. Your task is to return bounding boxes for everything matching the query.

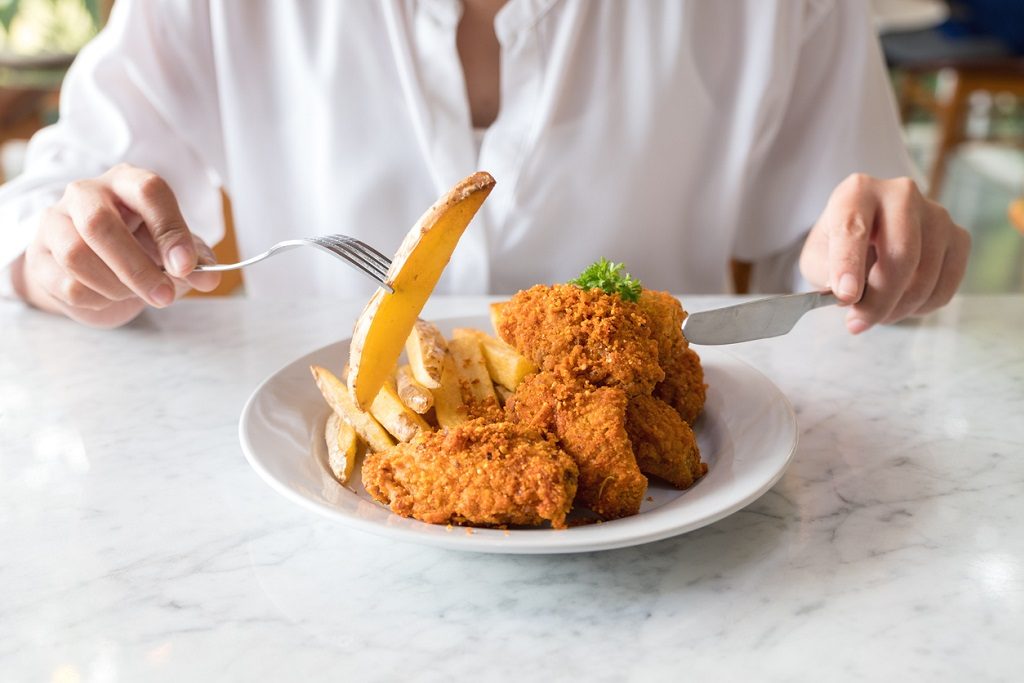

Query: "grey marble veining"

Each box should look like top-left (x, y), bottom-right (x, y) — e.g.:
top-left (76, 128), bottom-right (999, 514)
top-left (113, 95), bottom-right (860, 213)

top-left (1, 295), bottom-right (1022, 682)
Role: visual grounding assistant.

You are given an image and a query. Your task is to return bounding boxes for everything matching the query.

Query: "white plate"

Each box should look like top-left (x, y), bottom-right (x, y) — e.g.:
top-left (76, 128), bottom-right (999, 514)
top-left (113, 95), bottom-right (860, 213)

top-left (240, 315), bottom-right (798, 554)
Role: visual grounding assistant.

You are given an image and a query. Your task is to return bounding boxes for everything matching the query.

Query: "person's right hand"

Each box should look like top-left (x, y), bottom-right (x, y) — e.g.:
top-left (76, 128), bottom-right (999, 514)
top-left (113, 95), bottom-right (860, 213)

top-left (13, 163), bottom-right (220, 328)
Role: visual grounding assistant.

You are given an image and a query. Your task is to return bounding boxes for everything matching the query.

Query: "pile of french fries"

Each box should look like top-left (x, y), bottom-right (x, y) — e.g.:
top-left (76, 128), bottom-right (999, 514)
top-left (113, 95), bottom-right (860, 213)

top-left (311, 311), bottom-right (535, 484)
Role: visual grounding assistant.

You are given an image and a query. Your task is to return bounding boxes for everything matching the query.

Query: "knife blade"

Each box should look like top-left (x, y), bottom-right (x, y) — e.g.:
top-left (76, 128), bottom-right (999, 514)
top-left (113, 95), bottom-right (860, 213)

top-left (681, 291), bottom-right (838, 345)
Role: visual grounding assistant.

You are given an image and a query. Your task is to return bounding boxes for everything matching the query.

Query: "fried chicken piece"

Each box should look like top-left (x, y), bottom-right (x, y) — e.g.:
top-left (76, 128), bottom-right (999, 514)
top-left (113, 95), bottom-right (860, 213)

top-left (362, 419), bottom-right (578, 528)
top-left (507, 372), bottom-right (647, 520)
top-left (636, 289), bottom-right (687, 353)
top-left (498, 284), bottom-right (664, 396)
top-left (636, 289), bottom-right (707, 425)
top-left (654, 347), bottom-right (706, 425)
top-left (625, 394), bottom-right (707, 489)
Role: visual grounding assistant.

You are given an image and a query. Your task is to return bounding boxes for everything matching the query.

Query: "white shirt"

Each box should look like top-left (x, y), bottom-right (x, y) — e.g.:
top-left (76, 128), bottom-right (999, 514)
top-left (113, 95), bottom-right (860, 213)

top-left (0, 0), bottom-right (913, 300)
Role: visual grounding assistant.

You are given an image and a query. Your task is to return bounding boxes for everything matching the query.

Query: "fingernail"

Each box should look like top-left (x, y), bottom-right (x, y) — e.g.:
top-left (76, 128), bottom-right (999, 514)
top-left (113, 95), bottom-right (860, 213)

top-left (168, 245), bottom-right (194, 276)
top-left (837, 273), bottom-right (859, 301)
top-left (847, 317), bottom-right (869, 335)
top-left (149, 283), bottom-right (174, 307)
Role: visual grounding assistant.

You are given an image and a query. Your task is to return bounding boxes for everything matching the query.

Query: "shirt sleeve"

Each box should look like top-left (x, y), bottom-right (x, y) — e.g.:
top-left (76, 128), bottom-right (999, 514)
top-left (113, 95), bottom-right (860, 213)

top-left (0, 0), bottom-right (226, 296)
top-left (733, 0), bottom-right (915, 274)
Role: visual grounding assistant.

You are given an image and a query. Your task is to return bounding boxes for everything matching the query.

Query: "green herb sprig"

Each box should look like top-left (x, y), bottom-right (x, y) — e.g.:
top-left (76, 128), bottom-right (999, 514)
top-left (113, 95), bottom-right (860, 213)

top-left (568, 258), bottom-right (642, 303)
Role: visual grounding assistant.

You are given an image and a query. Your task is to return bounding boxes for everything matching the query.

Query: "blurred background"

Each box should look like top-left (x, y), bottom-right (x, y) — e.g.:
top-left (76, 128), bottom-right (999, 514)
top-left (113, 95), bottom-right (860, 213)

top-left (0, 0), bottom-right (1020, 294)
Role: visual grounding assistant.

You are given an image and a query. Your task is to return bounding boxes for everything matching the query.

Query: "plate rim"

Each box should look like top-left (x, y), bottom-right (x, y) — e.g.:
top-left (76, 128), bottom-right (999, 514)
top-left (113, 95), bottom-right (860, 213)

top-left (239, 316), bottom-right (798, 554)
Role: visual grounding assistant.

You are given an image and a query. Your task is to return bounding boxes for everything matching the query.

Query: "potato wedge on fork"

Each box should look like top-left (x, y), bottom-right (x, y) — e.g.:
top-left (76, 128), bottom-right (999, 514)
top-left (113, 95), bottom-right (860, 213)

top-left (348, 172), bottom-right (496, 409)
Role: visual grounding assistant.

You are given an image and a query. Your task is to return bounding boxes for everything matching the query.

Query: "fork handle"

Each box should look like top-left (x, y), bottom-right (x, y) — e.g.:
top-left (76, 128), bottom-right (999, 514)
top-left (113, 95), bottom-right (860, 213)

top-left (162, 249), bottom-right (274, 273)
top-left (189, 263), bottom-right (245, 272)
top-left (162, 262), bottom-right (246, 273)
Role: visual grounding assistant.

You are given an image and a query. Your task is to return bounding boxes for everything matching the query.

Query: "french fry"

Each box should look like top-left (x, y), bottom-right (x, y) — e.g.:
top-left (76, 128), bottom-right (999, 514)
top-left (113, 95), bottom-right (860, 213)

top-left (348, 172), bottom-right (496, 408)
top-left (370, 379), bottom-right (432, 442)
top-left (453, 328), bottom-right (536, 391)
top-left (339, 363), bottom-right (430, 439)
top-left (432, 354), bottom-right (469, 429)
top-left (405, 319), bottom-right (447, 389)
top-left (310, 365), bottom-right (395, 452)
top-left (325, 412), bottom-right (358, 483)
top-left (489, 301), bottom-right (507, 336)
top-left (448, 334), bottom-right (498, 404)
top-left (396, 364), bottom-right (434, 414)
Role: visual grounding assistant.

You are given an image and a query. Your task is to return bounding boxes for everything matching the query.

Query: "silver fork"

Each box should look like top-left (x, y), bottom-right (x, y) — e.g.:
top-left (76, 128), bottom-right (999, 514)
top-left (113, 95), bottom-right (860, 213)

top-left (183, 234), bottom-right (394, 292)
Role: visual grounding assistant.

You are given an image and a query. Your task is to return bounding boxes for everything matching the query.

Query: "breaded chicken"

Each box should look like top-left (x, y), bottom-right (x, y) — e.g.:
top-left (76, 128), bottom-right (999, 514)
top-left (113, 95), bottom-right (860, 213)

top-left (507, 372), bottom-right (647, 520)
top-left (636, 289), bottom-right (687, 353)
top-left (362, 419), bottom-right (578, 528)
top-left (636, 289), bottom-right (707, 425)
top-left (625, 394), bottom-right (706, 489)
top-left (653, 347), bottom-right (706, 426)
top-left (498, 284), bottom-right (664, 397)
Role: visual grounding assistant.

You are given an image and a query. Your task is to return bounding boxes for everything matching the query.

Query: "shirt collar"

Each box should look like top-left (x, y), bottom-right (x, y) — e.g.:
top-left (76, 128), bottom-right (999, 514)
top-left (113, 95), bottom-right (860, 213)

top-left (416, 0), bottom-right (561, 43)
top-left (494, 0), bottom-right (559, 44)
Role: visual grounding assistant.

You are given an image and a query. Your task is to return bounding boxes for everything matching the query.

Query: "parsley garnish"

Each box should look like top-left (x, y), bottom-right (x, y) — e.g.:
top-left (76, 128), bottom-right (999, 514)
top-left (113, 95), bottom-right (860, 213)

top-left (568, 258), bottom-right (642, 303)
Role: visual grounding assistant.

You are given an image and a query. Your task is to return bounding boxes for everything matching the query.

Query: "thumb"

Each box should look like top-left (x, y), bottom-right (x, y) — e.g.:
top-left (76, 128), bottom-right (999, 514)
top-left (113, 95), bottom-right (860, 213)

top-left (186, 237), bottom-right (222, 293)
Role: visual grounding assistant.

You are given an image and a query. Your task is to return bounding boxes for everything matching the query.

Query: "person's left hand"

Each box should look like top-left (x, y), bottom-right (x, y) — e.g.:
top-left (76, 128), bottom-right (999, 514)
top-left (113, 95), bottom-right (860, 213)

top-left (799, 173), bottom-right (971, 334)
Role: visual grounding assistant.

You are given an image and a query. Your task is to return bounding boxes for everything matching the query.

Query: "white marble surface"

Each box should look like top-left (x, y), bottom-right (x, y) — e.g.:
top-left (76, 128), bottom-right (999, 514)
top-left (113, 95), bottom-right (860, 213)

top-left (2, 295), bottom-right (1022, 682)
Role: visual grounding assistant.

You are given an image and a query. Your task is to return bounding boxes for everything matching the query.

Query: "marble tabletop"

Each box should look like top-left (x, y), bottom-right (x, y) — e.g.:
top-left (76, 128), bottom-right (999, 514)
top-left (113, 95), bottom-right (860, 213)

top-left (2, 295), bottom-right (1022, 682)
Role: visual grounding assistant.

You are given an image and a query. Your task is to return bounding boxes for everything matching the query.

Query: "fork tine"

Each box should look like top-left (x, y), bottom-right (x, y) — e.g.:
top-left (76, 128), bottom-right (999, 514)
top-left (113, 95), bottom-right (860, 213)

top-left (332, 249), bottom-right (392, 291)
top-left (317, 239), bottom-right (392, 285)
top-left (325, 235), bottom-right (392, 272)
top-left (329, 235), bottom-right (392, 266)
top-left (317, 237), bottom-right (391, 281)
top-left (311, 238), bottom-right (392, 289)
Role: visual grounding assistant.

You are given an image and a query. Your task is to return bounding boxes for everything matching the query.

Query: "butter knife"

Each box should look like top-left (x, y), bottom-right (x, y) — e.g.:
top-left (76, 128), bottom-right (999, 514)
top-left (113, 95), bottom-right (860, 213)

top-left (681, 291), bottom-right (838, 345)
